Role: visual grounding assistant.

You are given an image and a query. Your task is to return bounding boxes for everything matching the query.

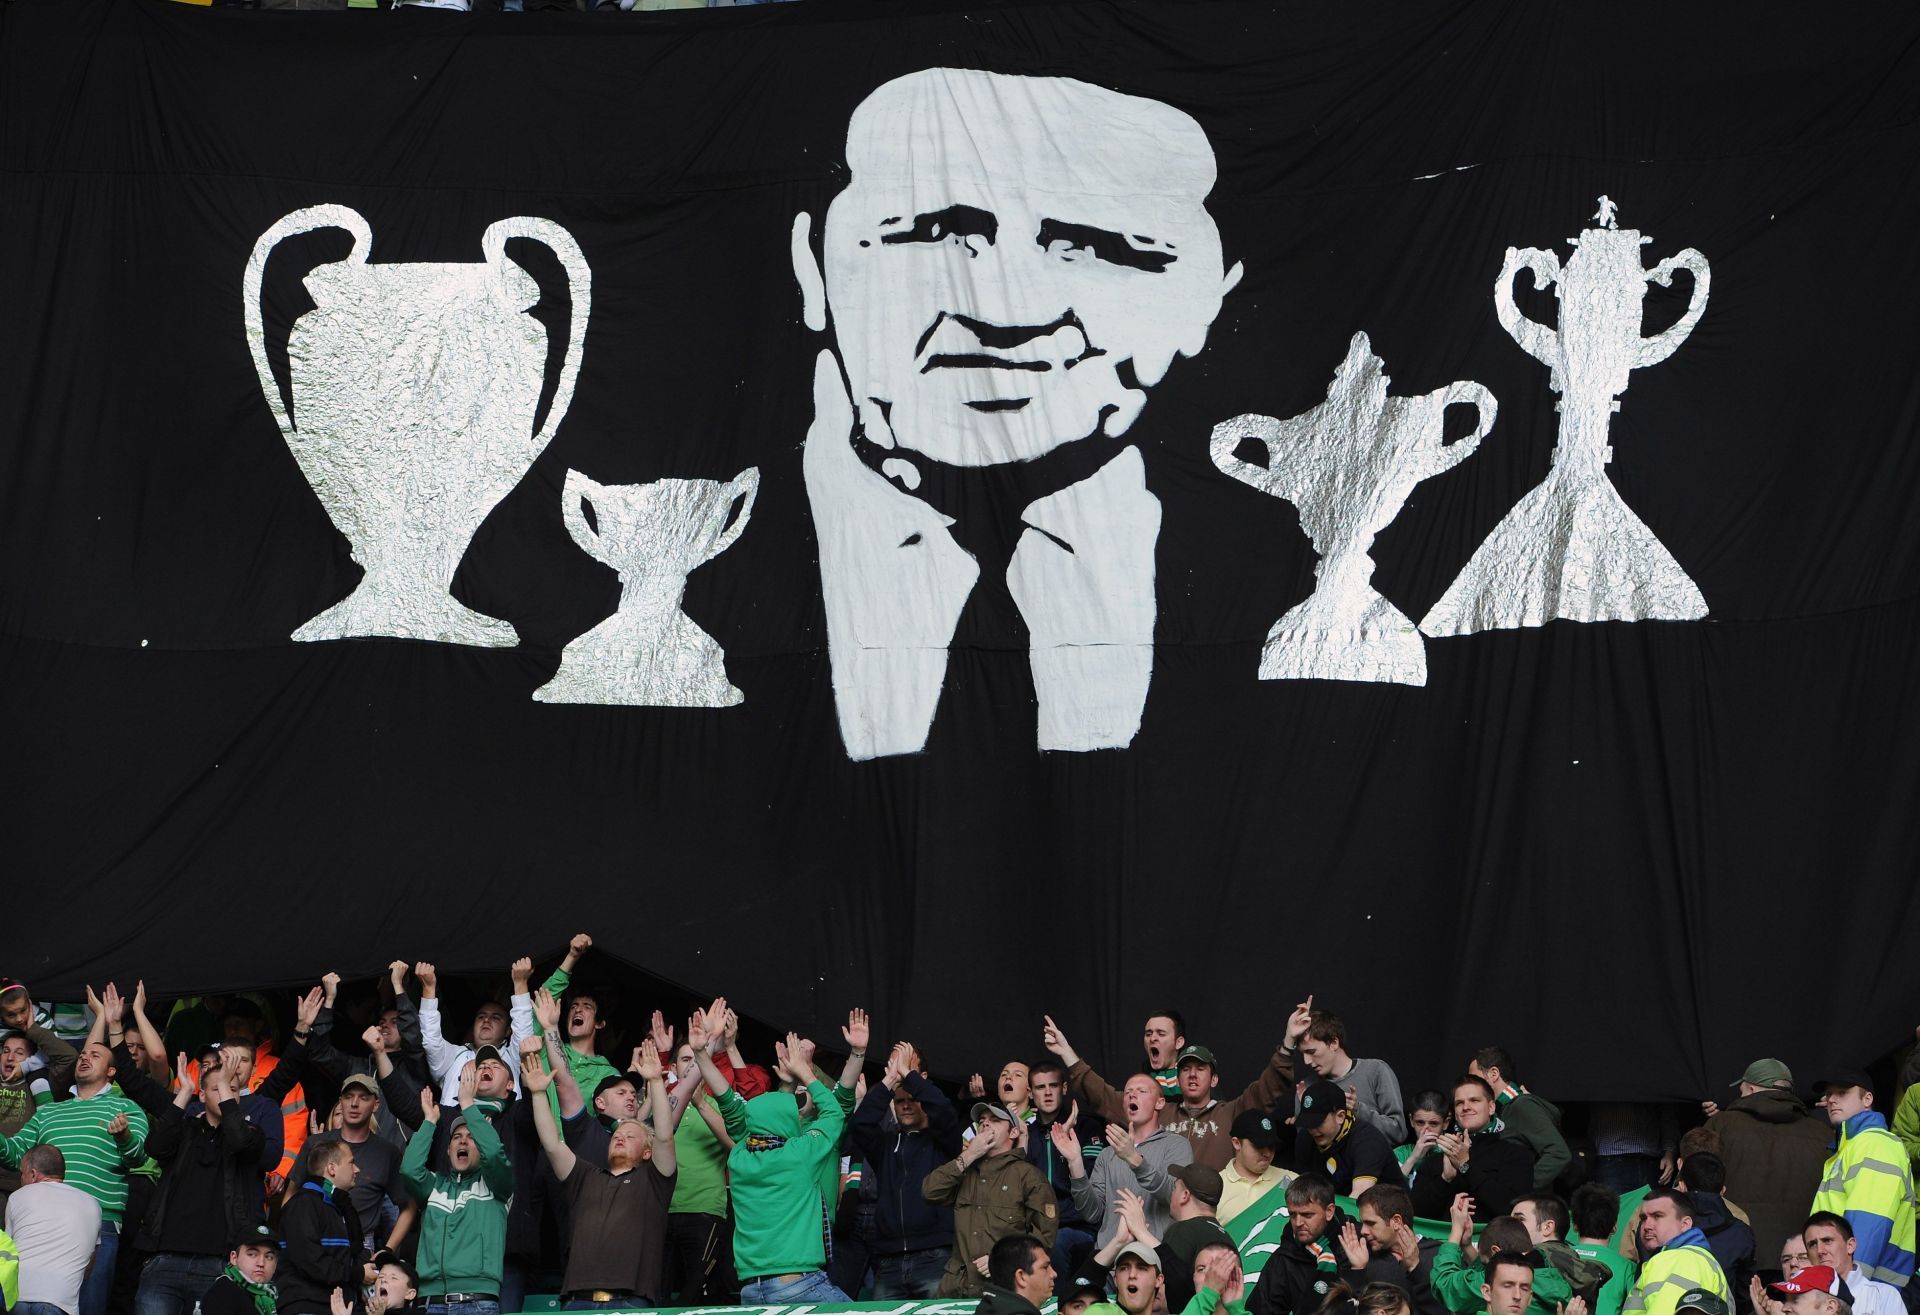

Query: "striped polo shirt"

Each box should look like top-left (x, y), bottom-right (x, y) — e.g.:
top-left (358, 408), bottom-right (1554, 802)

top-left (0, 1090), bottom-right (149, 1222)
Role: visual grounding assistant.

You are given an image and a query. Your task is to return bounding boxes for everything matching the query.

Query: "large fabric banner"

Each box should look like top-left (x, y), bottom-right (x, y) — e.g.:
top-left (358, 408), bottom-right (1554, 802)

top-left (5, 0), bottom-right (1920, 1097)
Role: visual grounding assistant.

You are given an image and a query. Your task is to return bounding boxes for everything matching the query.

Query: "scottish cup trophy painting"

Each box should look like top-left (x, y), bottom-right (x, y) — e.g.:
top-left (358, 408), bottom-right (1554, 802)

top-left (1423, 198), bottom-right (1710, 635)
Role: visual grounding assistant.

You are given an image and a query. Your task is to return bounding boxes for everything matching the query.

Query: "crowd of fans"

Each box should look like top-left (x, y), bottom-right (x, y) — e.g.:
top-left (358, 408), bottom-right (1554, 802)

top-left (1, 940), bottom-right (1916, 1315)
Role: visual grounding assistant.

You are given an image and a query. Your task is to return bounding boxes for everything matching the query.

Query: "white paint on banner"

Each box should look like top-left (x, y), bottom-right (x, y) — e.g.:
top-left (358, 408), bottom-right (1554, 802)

top-left (793, 68), bottom-right (1242, 757)
top-left (1422, 197), bottom-right (1709, 634)
top-left (1211, 331), bottom-right (1495, 686)
top-left (244, 205), bottom-right (591, 646)
top-left (534, 467), bottom-right (759, 707)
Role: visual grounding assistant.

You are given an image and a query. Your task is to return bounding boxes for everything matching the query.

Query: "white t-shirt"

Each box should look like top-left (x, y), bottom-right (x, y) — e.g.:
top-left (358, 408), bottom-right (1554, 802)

top-left (5, 1179), bottom-right (102, 1313)
top-left (1844, 1267), bottom-right (1906, 1315)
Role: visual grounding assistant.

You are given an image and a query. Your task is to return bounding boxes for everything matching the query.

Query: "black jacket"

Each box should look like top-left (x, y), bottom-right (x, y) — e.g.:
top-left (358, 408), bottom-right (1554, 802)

top-left (1027, 1103), bottom-right (1108, 1225)
top-left (1692, 1191), bottom-right (1756, 1314)
top-left (848, 1073), bottom-right (964, 1255)
top-left (199, 1275), bottom-right (266, 1315)
top-left (1351, 1237), bottom-right (1448, 1315)
top-left (1408, 1126), bottom-right (1533, 1221)
top-left (112, 1042), bottom-right (274, 1255)
top-left (1247, 1209), bottom-right (1364, 1315)
top-left (279, 1180), bottom-right (366, 1315)
top-left (972, 1284), bottom-right (1046, 1315)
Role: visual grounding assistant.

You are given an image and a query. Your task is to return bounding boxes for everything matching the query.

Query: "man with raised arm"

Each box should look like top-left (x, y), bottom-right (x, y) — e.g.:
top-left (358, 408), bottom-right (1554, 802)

top-left (285, 1024), bottom-right (418, 1257)
top-left (535, 934), bottom-right (621, 1110)
top-left (1055, 1071), bottom-right (1193, 1247)
top-left (523, 1037), bottom-right (677, 1308)
top-left (687, 1000), bottom-right (849, 1304)
top-left (400, 1066), bottom-right (514, 1315)
top-left (851, 1041), bottom-right (964, 1297)
top-left (1285, 996), bottom-right (1407, 1146)
top-left (412, 957), bottom-right (536, 1105)
top-left (305, 968), bottom-right (429, 1120)
top-left (116, 984), bottom-right (305, 1315)
top-left (1044, 1016), bottom-right (1293, 1172)
top-left (0, 998), bottom-right (148, 1315)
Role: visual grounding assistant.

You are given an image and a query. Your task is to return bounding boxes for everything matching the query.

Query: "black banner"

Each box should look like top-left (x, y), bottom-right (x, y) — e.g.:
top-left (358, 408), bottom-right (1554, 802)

top-left (5, 0), bottom-right (1920, 1099)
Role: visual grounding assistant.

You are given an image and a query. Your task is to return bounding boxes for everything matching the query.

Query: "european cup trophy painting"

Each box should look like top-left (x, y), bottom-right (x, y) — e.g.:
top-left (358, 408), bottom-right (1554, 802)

top-left (244, 205), bottom-right (592, 647)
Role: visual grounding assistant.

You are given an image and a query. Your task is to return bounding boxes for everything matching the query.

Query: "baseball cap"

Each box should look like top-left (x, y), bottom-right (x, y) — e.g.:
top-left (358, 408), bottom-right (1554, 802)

top-left (971, 1101), bottom-right (1018, 1125)
top-left (1677, 1291), bottom-right (1731, 1315)
top-left (340, 1073), bottom-right (381, 1097)
top-left (593, 1072), bottom-right (638, 1102)
top-left (1231, 1108), bottom-right (1281, 1148)
top-left (233, 1222), bottom-right (281, 1248)
top-left (1172, 1163), bottom-right (1224, 1208)
top-left (1177, 1044), bottom-right (1217, 1068)
top-left (371, 1249), bottom-right (419, 1288)
top-left (1060, 1273), bottom-right (1103, 1306)
top-left (1733, 1059), bottom-right (1793, 1089)
top-left (472, 1044), bottom-right (505, 1067)
top-left (1813, 1070), bottom-right (1875, 1100)
top-left (1771, 1267), bottom-right (1840, 1296)
top-left (1298, 1080), bottom-right (1347, 1127)
top-left (1114, 1241), bottom-right (1162, 1270)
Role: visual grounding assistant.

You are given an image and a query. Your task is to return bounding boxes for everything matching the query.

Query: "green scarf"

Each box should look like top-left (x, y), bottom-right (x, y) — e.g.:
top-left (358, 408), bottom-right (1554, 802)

top-left (222, 1262), bottom-right (277, 1315)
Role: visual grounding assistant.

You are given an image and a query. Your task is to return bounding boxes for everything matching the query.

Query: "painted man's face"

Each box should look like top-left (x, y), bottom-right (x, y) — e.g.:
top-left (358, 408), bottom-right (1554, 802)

top-left (815, 68), bottom-right (1240, 469)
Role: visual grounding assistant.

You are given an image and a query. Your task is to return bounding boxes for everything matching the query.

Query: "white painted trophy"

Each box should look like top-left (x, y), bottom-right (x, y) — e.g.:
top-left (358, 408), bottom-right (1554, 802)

top-left (1423, 197), bottom-right (1710, 634)
top-left (1211, 332), bottom-right (1495, 686)
top-left (533, 467), bottom-right (760, 708)
top-left (244, 204), bottom-right (592, 646)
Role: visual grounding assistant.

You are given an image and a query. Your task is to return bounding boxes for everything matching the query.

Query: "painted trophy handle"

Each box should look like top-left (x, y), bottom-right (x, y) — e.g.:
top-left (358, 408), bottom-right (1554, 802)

top-left (1636, 247), bottom-right (1711, 369)
top-left (705, 466), bottom-right (761, 563)
top-left (484, 216), bottom-right (594, 449)
top-left (1494, 245), bottom-right (1561, 368)
top-left (1427, 381), bottom-right (1498, 475)
top-left (242, 204), bottom-right (374, 438)
top-left (1208, 413), bottom-right (1280, 490)
top-left (559, 468), bottom-right (605, 560)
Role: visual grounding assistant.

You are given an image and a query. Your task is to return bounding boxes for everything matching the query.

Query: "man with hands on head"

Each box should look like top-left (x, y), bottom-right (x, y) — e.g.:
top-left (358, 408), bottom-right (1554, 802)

top-left (923, 1098), bottom-right (1057, 1297)
top-left (522, 1038), bottom-right (678, 1309)
top-left (1057, 1070), bottom-right (1194, 1247)
top-left (850, 1040), bottom-right (964, 1298)
top-left (400, 1065), bottom-right (514, 1315)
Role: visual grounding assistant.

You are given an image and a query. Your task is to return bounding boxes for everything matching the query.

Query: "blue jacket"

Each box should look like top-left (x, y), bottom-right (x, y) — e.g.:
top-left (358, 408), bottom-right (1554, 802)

top-left (848, 1073), bottom-right (962, 1254)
